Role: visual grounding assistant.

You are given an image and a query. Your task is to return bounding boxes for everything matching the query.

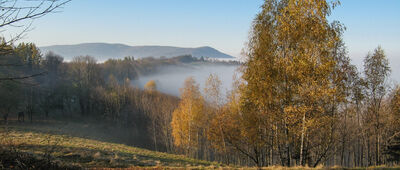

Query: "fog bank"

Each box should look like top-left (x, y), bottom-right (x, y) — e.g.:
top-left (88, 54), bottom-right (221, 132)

top-left (132, 64), bottom-right (240, 97)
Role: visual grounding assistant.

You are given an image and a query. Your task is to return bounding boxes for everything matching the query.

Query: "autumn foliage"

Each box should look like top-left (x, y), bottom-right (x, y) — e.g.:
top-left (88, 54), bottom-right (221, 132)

top-left (170, 0), bottom-right (399, 168)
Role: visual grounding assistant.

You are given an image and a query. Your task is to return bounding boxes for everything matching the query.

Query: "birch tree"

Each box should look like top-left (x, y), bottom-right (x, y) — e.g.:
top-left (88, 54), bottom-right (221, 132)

top-left (171, 77), bottom-right (205, 157)
top-left (363, 46), bottom-right (391, 165)
top-left (241, 0), bottom-right (347, 166)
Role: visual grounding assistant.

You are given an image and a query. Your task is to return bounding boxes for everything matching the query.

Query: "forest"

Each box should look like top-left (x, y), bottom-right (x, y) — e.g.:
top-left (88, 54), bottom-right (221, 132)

top-left (1, 0), bottom-right (400, 169)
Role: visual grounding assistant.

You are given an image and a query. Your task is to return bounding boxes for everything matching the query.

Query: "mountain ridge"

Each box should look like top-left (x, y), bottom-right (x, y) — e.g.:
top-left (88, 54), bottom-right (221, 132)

top-left (40, 43), bottom-right (234, 60)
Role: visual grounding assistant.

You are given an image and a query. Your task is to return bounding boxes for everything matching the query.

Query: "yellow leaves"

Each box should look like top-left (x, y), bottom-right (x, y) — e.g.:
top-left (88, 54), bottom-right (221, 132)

top-left (171, 77), bottom-right (206, 150)
top-left (144, 80), bottom-right (157, 92)
top-left (285, 105), bottom-right (309, 125)
top-left (171, 106), bottom-right (190, 147)
top-left (391, 87), bottom-right (400, 123)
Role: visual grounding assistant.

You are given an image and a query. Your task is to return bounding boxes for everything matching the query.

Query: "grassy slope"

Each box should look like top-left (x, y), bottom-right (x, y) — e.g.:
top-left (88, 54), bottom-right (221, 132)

top-left (0, 122), bottom-right (219, 169)
top-left (1, 122), bottom-right (400, 169)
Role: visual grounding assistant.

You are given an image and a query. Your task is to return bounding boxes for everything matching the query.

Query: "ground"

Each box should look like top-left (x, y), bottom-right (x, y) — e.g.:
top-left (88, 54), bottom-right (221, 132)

top-left (1, 121), bottom-right (400, 169)
top-left (0, 120), bottom-right (219, 169)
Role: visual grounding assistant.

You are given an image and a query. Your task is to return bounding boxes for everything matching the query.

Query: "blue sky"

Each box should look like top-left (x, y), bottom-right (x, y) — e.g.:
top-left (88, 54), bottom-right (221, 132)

top-left (329, 0), bottom-right (400, 82)
top-left (23, 0), bottom-right (262, 57)
top-left (13, 0), bottom-right (400, 81)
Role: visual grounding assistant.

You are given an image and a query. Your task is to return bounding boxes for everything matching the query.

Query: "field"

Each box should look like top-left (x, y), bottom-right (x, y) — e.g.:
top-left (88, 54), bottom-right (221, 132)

top-left (0, 121), bottom-right (219, 169)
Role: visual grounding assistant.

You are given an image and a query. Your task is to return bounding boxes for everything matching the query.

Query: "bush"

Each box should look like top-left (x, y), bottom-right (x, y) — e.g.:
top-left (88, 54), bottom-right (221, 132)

top-left (0, 147), bottom-right (81, 170)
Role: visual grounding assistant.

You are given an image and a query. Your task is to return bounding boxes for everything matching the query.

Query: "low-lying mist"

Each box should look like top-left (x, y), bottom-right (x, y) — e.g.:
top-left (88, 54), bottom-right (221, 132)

top-left (132, 64), bottom-right (240, 97)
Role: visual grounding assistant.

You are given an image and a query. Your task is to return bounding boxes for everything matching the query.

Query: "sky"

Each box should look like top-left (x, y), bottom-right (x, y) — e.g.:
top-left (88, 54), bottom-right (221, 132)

top-left (328, 0), bottom-right (400, 83)
top-left (7, 0), bottom-right (400, 82)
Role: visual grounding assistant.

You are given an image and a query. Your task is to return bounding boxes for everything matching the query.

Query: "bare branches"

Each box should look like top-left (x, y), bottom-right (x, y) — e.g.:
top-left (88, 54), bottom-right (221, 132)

top-left (0, 63), bottom-right (24, 66)
top-left (0, 0), bottom-right (71, 42)
top-left (0, 71), bottom-right (46, 81)
top-left (0, 0), bottom-right (70, 27)
top-left (0, 0), bottom-right (69, 81)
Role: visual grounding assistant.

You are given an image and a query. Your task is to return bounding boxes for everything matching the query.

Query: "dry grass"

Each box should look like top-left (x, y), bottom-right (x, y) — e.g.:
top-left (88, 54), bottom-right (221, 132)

top-left (0, 122), bottom-right (219, 169)
top-left (1, 122), bottom-right (400, 169)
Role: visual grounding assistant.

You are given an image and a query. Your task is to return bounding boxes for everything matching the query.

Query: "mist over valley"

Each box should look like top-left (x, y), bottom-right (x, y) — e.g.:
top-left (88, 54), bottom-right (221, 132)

top-left (132, 64), bottom-right (239, 97)
top-left (2, 0), bottom-right (399, 169)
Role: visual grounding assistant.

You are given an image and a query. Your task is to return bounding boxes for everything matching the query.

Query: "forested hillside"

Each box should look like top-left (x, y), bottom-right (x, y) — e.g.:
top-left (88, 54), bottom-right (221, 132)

top-left (40, 43), bottom-right (234, 61)
top-left (1, 0), bottom-right (400, 169)
top-left (0, 42), bottom-right (236, 150)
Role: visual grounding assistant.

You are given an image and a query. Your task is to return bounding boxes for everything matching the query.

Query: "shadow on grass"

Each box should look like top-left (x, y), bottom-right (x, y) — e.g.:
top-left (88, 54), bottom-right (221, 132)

top-left (1, 121), bottom-right (217, 167)
top-left (2, 120), bottom-right (152, 150)
top-left (13, 143), bottom-right (212, 168)
top-left (17, 144), bottom-right (150, 168)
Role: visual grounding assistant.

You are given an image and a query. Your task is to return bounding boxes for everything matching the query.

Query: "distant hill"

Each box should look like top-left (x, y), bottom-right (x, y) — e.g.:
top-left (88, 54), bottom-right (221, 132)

top-left (40, 43), bottom-right (234, 61)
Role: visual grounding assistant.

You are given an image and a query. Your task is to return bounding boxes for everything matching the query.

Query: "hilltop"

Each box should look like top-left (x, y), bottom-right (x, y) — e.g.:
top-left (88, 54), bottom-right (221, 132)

top-left (40, 43), bottom-right (234, 61)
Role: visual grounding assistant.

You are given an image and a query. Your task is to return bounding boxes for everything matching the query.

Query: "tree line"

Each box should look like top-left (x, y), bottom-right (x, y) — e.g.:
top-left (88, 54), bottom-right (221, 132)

top-left (1, 0), bottom-right (399, 168)
top-left (0, 39), bottom-right (209, 151)
top-left (0, 37), bottom-right (239, 154)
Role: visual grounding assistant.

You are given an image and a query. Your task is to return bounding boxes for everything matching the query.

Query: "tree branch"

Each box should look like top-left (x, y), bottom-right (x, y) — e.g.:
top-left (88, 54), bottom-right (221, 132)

top-left (0, 71), bottom-right (46, 81)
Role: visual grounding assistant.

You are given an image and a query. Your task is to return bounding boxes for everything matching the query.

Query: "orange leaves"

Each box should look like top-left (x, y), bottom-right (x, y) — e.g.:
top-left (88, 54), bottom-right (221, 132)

top-left (390, 87), bottom-right (400, 125)
top-left (144, 80), bottom-right (157, 92)
top-left (240, 0), bottom-right (349, 165)
top-left (171, 77), bottom-right (205, 151)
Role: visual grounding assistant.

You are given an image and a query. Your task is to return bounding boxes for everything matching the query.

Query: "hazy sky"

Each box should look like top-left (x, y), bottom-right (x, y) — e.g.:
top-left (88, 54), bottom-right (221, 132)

top-left (10, 0), bottom-right (400, 81)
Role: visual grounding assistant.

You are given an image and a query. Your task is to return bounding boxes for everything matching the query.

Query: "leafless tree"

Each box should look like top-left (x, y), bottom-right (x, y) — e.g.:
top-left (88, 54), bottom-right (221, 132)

top-left (0, 0), bottom-right (71, 43)
top-left (0, 0), bottom-right (70, 81)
